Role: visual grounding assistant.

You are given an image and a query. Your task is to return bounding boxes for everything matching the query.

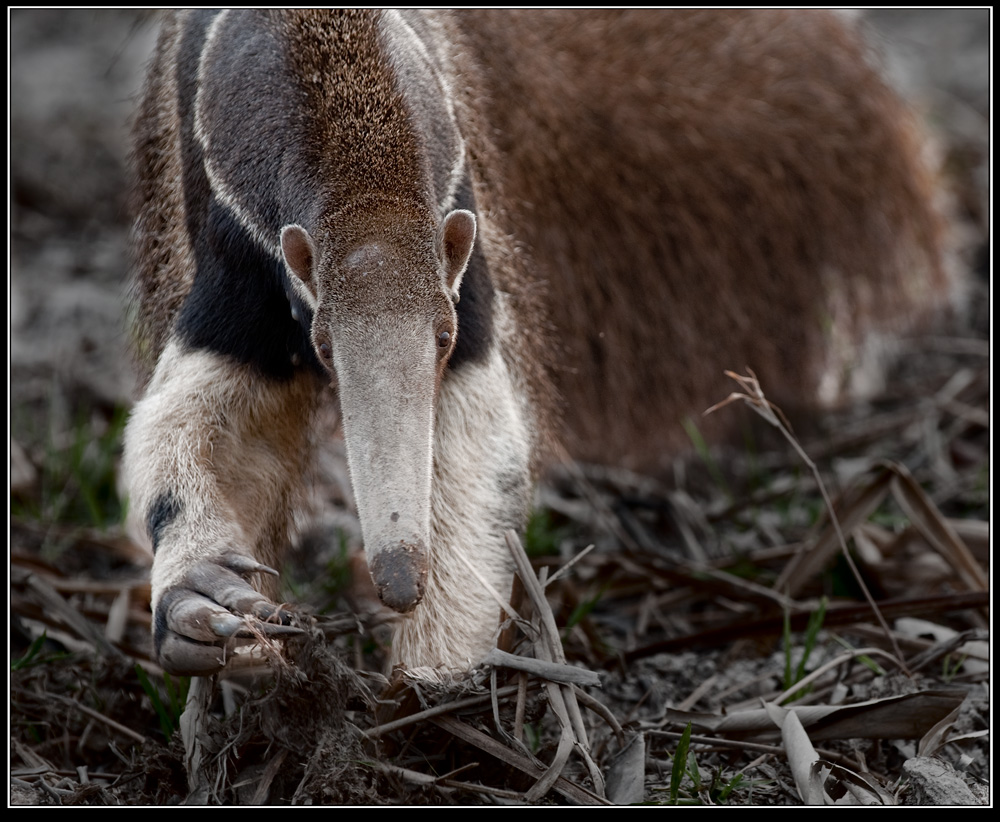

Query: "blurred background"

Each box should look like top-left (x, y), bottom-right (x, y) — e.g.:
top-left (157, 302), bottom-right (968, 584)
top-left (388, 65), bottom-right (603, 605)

top-left (8, 9), bottom-right (990, 805)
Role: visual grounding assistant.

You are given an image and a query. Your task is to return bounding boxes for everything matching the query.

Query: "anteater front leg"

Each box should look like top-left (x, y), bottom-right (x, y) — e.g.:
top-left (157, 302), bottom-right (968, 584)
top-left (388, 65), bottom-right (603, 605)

top-left (123, 341), bottom-right (318, 675)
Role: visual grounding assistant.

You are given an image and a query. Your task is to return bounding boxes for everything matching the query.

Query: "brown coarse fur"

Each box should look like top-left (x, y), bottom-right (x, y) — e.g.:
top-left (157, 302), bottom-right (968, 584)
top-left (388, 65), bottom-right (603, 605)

top-left (455, 9), bottom-right (955, 470)
top-left (127, 12), bottom-right (193, 375)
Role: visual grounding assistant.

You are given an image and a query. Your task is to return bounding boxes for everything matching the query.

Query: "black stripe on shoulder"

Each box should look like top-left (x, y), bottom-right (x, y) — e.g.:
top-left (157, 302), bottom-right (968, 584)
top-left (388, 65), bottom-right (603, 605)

top-left (450, 176), bottom-right (494, 369)
top-left (176, 199), bottom-right (320, 380)
top-left (173, 14), bottom-right (318, 379)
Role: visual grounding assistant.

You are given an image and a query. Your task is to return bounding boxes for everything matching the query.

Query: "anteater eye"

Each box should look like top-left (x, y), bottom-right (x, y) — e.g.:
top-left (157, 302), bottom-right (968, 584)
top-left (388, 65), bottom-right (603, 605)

top-left (437, 331), bottom-right (451, 349)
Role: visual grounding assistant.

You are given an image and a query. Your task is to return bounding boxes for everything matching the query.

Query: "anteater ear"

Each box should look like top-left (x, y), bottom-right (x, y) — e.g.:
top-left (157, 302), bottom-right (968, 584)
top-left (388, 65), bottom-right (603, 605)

top-left (440, 209), bottom-right (477, 303)
top-left (281, 224), bottom-right (318, 299)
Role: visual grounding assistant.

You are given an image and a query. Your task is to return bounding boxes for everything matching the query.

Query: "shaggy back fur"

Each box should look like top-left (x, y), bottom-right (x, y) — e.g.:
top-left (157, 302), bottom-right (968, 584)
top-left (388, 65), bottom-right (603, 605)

top-left (456, 9), bottom-right (954, 468)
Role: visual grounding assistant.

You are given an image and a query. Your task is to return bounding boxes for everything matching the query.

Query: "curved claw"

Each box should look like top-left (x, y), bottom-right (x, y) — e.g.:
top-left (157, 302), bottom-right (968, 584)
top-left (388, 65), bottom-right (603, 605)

top-left (152, 554), bottom-right (299, 676)
top-left (165, 592), bottom-right (240, 642)
top-left (184, 556), bottom-right (279, 614)
top-left (157, 631), bottom-right (228, 677)
top-left (207, 612), bottom-right (303, 639)
top-left (222, 553), bottom-right (280, 578)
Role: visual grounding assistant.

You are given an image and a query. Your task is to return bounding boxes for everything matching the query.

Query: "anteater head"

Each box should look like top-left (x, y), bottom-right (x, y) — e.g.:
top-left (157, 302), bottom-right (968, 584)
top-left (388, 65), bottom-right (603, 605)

top-left (281, 204), bottom-right (476, 612)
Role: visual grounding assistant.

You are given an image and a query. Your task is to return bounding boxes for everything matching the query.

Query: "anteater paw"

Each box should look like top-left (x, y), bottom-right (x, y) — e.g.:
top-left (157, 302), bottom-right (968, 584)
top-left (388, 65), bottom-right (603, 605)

top-left (153, 553), bottom-right (302, 676)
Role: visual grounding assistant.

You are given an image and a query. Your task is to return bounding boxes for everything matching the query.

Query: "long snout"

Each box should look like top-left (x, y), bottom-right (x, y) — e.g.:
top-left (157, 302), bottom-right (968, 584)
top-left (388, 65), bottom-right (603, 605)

top-left (331, 323), bottom-right (438, 614)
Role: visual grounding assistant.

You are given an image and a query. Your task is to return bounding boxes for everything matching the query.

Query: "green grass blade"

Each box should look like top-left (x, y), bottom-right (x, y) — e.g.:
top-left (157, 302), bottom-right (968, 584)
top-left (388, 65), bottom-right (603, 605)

top-left (669, 723), bottom-right (693, 803)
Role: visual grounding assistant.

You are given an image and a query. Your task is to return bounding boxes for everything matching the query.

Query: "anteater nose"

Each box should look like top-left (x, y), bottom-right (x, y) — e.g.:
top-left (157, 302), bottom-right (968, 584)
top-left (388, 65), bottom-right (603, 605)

top-left (368, 540), bottom-right (428, 613)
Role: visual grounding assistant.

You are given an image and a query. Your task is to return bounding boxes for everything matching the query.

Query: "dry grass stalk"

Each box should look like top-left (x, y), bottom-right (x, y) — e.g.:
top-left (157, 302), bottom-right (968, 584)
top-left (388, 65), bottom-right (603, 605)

top-left (705, 369), bottom-right (907, 668)
top-left (770, 647), bottom-right (906, 705)
top-left (364, 682), bottom-right (531, 738)
top-left (886, 463), bottom-right (988, 592)
top-left (504, 529), bottom-right (614, 800)
top-left (430, 714), bottom-right (611, 805)
top-left (664, 689), bottom-right (966, 742)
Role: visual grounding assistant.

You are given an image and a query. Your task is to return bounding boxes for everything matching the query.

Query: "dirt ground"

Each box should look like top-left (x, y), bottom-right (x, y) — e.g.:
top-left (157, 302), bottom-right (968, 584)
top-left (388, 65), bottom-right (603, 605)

top-left (9, 9), bottom-right (991, 806)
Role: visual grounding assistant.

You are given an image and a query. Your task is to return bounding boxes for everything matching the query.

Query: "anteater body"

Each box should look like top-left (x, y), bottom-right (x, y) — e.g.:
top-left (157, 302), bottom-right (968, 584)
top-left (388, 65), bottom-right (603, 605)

top-left (123, 10), bottom-right (955, 675)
